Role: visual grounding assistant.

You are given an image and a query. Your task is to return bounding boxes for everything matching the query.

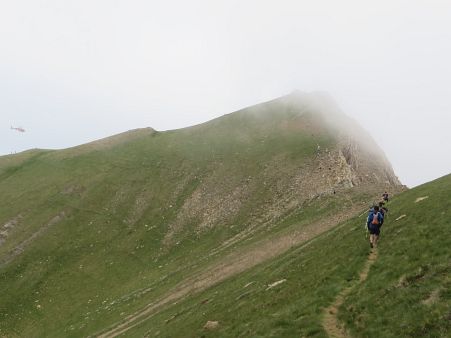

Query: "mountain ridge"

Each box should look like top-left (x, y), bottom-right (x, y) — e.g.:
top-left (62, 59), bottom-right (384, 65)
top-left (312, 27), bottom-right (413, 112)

top-left (0, 92), bottom-right (406, 337)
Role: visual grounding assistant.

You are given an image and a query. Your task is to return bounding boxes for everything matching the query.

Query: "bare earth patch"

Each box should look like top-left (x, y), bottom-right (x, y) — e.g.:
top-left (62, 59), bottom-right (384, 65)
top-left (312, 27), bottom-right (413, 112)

top-left (415, 196), bottom-right (429, 203)
top-left (266, 279), bottom-right (287, 291)
top-left (422, 288), bottom-right (441, 306)
top-left (395, 214), bottom-right (407, 221)
top-left (203, 320), bottom-right (219, 330)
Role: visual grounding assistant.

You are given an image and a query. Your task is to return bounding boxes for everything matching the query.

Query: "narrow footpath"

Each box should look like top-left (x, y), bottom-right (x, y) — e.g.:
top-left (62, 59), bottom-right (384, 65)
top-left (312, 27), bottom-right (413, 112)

top-left (322, 248), bottom-right (378, 338)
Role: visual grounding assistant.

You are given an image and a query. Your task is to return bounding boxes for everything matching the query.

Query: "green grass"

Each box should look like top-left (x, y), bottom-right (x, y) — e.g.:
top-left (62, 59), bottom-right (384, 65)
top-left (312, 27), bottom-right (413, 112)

top-left (124, 210), bottom-right (371, 338)
top-left (119, 174), bottom-right (450, 338)
top-left (0, 98), bottom-right (338, 337)
top-left (0, 94), bottom-right (438, 338)
top-left (339, 174), bottom-right (451, 337)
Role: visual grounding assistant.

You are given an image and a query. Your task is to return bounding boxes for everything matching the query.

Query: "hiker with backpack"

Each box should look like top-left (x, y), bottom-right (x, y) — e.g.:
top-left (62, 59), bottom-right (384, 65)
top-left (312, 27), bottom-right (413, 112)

top-left (367, 205), bottom-right (383, 248)
top-left (378, 201), bottom-right (388, 225)
top-left (382, 191), bottom-right (389, 202)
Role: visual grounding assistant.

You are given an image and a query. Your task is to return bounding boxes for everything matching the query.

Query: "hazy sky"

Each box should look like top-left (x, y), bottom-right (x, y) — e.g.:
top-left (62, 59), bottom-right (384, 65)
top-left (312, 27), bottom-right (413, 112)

top-left (1, 1), bottom-right (450, 187)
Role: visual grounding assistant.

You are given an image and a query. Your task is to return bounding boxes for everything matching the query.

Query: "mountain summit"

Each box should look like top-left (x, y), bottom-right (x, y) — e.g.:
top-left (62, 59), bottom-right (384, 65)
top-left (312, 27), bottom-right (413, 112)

top-left (0, 92), bottom-right (403, 336)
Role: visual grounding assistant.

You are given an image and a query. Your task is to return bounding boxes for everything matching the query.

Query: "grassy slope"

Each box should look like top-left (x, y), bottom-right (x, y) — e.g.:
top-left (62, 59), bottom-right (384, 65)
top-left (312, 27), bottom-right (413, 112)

top-left (124, 208), bottom-right (370, 338)
top-left (123, 174), bottom-right (450, 338)
top-left (0, 97), bottom-right (445, 338)
top-left (340, 174), bottom-right (451, 337)
top-left (0, 99), bottom-right (340, 337)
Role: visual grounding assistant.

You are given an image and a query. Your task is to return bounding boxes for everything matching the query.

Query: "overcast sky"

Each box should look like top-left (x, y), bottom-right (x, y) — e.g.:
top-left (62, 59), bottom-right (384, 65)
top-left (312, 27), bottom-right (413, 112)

top-left (1, 0), bottom-right (450, 187)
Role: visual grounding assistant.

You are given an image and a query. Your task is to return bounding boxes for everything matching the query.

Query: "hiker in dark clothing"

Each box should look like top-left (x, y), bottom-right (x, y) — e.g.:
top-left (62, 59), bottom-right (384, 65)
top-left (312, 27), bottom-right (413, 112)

top-left (378, 202), bottom-right (388, 227)
top-left (382, 191), bottom-right (389, 202)
top-left (367, 205), bottom-right (383, 248)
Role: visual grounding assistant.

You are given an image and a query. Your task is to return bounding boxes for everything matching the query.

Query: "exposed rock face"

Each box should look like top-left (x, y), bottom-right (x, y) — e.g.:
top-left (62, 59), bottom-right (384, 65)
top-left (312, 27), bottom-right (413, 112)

top-left (287, 90), bottom-right (402, 188)
top-left (162, 92), bottom-right (403, 246)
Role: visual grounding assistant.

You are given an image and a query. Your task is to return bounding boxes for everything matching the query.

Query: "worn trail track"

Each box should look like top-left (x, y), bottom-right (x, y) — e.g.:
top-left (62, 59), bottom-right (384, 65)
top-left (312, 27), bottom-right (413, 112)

top-left (322, 248), bottom-right (378, 338)
top-left (94, 204), bottom-right (364, 338)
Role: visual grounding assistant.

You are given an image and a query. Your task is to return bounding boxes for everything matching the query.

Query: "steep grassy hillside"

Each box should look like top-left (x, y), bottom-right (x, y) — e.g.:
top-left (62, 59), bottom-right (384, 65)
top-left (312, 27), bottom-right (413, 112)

top-left (111, 174), bottom-right (450, 338)
top-left (0, 92), bottom-right (402, 337)
top-left (340, 174), bottom-right (451, 337)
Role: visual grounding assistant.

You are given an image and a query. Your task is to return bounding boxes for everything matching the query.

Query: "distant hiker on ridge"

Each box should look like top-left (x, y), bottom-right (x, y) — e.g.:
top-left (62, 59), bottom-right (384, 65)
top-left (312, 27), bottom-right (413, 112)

top-left (382, 191), bottom-right (389, 202)
top-left (367, 205), bottom-right (383, 248)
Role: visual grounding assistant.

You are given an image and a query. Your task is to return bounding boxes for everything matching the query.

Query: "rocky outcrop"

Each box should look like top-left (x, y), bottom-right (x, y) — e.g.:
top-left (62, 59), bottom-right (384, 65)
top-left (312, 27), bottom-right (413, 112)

top-left (287, 91), bottom-right (402, 187)
top-left (159, 92), bottom-right (403, 247)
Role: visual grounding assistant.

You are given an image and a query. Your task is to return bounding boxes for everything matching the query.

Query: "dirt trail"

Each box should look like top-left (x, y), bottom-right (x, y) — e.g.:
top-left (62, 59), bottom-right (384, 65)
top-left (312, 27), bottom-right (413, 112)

top-left (322, 248), bottom-right (378, 338)
top-left (94, 204), bottom-right (364, 338)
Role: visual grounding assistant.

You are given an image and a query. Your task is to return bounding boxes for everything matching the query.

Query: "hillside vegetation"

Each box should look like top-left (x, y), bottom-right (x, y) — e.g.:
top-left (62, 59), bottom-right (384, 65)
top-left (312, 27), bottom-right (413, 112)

top-left (111, 174), bottom-right (451, 338)
top-left (340, 174), bottom-right (451, 337)
top-left (0, 92), bottom-right (405, 337)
